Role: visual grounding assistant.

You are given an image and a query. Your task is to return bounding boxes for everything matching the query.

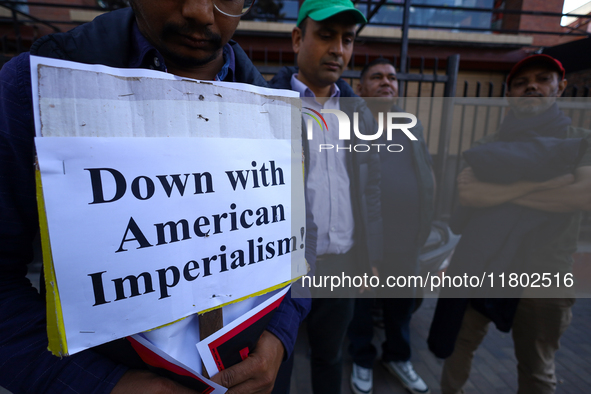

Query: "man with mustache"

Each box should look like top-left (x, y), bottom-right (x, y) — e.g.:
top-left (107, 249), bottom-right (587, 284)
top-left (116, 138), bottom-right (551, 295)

top-left (0, 1), bottom-right (313, 393)
top-left (436, 54), bottom-right (591, 394)
top-left (348, 58), bottom-right (433, 394)
top-left (269, 1), bottom-right (382, 393)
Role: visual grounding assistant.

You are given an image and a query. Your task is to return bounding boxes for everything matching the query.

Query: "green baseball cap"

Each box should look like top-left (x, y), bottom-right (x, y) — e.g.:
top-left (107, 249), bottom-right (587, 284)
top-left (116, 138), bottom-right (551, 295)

top-left (297, 0), bottom-right (367, 27)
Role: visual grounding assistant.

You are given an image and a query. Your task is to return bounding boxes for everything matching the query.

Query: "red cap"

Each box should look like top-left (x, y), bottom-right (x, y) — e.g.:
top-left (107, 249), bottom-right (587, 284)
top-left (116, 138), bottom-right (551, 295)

top-left (506, 54), bottom-right (565, 87)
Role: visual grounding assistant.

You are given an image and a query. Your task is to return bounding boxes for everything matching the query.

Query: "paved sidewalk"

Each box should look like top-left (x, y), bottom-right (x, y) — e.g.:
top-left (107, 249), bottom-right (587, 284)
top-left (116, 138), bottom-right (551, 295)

top-left (290, 297), bottom-right (591, 394)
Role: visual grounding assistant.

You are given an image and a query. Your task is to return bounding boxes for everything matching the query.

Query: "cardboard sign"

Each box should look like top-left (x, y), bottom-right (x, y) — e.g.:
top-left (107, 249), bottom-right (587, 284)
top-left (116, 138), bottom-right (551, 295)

top-left (31, 56), bottom-right (306, 356)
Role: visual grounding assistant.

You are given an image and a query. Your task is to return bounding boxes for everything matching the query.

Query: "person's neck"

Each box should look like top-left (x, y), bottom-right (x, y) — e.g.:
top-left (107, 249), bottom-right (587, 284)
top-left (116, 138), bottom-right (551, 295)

top-left (166, 54), bottom-right (225, 81)
top-left (296, 73), bottom-right (333, 105)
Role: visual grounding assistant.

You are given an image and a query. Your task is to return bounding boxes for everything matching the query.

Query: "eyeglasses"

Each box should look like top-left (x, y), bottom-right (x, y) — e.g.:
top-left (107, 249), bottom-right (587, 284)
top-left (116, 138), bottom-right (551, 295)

top-left (214, 0), bottom-right (255, 17)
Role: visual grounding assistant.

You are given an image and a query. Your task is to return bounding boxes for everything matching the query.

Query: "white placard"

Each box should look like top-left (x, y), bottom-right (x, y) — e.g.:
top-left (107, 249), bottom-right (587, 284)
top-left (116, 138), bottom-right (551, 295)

top-left (31, 56), bottom-right (306, 355)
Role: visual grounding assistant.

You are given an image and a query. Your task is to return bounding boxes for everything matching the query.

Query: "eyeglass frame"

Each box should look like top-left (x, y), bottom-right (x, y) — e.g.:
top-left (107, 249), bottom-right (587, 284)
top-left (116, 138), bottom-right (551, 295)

top-left (214, 0), bottom-right (255, 17)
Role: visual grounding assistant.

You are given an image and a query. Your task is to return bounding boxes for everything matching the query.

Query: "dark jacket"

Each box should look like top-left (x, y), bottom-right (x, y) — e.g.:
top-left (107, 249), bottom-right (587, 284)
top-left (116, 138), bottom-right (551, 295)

top-left (390, 104), bottom-right (435, 250)
top-left (0, 8), bottom-right (312, 393)
top-left (428, 134), bottom-right (587, 359)
top-left (268, 66), bottom-right (383, 270)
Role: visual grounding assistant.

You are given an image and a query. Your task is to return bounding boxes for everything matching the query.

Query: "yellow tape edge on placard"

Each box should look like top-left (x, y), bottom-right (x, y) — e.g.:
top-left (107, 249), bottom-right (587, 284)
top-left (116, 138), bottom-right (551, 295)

top-left (197, 276), bottom-right (301, 315)
top-left (143, 274), bottom-right (306, 332)
top-left (36, 166), bottom-right (69, 357)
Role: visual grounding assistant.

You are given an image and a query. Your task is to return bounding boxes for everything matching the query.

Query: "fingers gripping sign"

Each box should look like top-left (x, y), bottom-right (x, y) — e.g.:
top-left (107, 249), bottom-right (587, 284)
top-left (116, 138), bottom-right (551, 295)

top-left (211, 330), bottom-right (285, 394)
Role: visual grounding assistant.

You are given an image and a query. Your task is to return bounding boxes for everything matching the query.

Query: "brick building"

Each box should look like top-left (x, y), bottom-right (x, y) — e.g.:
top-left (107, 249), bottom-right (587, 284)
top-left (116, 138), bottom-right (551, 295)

top-left (1, 0), bottom-right (589, 92)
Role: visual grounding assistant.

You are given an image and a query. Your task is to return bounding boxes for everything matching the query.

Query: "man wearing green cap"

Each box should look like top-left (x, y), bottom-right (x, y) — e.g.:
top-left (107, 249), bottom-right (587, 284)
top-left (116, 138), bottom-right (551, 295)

top-left (269, 1), bottom-right (383, 393)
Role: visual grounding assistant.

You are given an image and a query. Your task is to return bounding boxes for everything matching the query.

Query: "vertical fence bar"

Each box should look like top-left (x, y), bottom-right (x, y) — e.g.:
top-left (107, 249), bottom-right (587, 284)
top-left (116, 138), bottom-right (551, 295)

top-left (398, 0), bottom-right (411, 98)
top-left (413, 57), bottom-right (425, 130)
top-left (435, 54), bottom-right (460, 219)
top-left (497, 82), bottom-right (507, 126)
top-left (468, 82), bottom-right (481, 146)
top-left (404, 56), bottom-right (410, 100)
top-left (450, 81), bottom-right (469, 210)
top-left (482, 82), bottom-right (494, 138)
top-left (12, 9), bottom-right (22, 54)
top-left (417, 57), bottom-right (424, 98)
top-left (567, 86), bottom-right (577, 120)
top-left (584, 86), bottom-right (591, 129)
top-left (426, 57), bottom-right (439, 145)
top-left (400, 0), bottom-right (410, 73)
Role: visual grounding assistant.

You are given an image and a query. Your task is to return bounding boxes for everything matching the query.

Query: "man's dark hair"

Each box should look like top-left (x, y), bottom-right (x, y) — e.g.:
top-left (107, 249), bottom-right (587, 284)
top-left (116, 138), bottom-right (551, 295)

top-left (299, 17), bottom-right (308, 36)
top-left (359, 57), bottom-right (396, 81)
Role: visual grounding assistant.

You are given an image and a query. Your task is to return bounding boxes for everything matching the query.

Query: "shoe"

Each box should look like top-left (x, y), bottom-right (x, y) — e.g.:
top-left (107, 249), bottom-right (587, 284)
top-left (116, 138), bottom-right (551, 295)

top-left (350, 363), bottom-right (373, 394)
top-left (382, 360), bottom-right (430, 394)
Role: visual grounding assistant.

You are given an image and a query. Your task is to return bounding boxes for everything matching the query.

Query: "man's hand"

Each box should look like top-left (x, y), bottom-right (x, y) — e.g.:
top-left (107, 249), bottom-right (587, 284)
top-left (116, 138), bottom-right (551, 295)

top-left (210, 330), bottom-right (285, 394)
top-left (456, 167), bottom-right (478, 185)
top-left (111, 370), bottom-right (198, 394)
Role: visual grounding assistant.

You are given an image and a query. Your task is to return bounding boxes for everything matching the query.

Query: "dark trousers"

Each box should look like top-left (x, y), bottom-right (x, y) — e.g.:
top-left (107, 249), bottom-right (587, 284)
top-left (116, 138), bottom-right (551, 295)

top-left (307, 251), bottom-right (356, 394)
top-left (348, 297), bottom-right (416, 368)
top-left (271, 351), bottom-right (295, 394)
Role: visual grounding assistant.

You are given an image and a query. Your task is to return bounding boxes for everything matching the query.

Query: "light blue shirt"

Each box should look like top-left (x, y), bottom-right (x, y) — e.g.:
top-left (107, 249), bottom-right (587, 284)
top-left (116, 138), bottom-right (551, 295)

top-left (291, 74), bottom-right (355, 256)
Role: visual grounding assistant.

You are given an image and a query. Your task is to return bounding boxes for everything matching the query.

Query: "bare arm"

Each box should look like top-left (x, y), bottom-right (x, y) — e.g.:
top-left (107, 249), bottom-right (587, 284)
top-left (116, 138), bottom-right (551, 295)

top-left (512, 166), bottom-right (591, 212)
top-left (457, 167), bottom-right (575, 208)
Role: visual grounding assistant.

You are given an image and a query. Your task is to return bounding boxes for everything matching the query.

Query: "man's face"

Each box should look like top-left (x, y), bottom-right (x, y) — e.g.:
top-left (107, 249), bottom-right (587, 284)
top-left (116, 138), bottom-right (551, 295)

top-left (292, 16), bottom-right (356, 91)
top-left (358, 63), bottom-right (398, 100)
top-left (506, 65), bottom-right (567, 117)
top-left (131, 0), bottom-right (240, 68)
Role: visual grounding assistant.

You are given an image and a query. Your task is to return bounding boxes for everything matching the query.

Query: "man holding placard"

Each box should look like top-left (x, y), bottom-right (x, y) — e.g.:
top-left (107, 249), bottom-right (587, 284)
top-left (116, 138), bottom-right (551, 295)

top-left (0, 1), bottom-right (314, 393)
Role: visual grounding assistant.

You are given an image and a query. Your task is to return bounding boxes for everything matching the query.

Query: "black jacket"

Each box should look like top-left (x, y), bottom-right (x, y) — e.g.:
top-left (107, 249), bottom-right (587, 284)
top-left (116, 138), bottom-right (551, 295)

top-left (428, 135), bottom-right (587, 359)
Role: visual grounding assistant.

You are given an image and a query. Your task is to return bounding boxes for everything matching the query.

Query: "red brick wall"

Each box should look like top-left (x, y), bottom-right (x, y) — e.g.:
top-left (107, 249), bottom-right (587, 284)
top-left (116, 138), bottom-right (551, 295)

top-left (519, 0), bottom-right (565, 46)
top-left (502, 0), bottom-right (524, 32)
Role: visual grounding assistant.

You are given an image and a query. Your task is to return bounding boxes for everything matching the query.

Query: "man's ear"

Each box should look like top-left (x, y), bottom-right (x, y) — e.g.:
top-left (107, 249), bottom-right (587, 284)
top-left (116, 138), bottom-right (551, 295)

top-left (557, 78), bottom-right (567, 97)
top-left (292, 27), bottom-right (302, 54)
top-left (355, 81), bottom-right (363, 96)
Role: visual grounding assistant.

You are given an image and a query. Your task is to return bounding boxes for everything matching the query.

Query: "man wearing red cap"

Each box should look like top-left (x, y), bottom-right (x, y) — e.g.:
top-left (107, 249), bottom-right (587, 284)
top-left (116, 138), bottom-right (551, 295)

top-left (438, 54), bottom-right (591, 394)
